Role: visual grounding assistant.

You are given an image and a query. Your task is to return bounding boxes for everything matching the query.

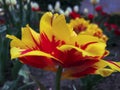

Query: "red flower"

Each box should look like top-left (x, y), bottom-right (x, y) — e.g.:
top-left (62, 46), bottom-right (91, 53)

top-left (0, 18), bottom-right (5, 24)
top-left (32, 7), bottom-right (40, 12)
top-left (110, 24), bottom-right (118, 30)
top-left (114, 29), bottom-right (120, 35)
top-left (88, 14), bottom-right (94, 20)
top-left (95, 6), bottom-right (103, 12)
top-left (101, 11), bottom-right (108, 16)
top-left (31, 2), bottom-right (40, 12)
top-left (69, 11), bottom-right (80, 19)
top-left (104, 22), bottom-right (109, 27)
top-left (104, 22), bottom-right (111, 30)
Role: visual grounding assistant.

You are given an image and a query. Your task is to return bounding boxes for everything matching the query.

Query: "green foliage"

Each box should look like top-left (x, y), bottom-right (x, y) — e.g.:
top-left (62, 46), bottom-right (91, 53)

top-left (11, 60), bottom-right (23, 80)
top-left (0, 0), bottom-right (44, 89)
top-left (108, 14), bottom-right (120, 26)
top-left (81, 75), bottom-right (103, 90)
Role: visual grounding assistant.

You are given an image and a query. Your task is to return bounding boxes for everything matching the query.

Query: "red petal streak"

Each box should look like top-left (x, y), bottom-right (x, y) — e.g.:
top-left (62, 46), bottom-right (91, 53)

top-left (20, 56), bottom-right (56, 71)
top-left (40, 33), bottom-right (65, 58)
top-left (40, 33), bottom-right (59, 52)
top-left (50, 16), bottom-right (54, 26)
top-left (21, 49), bottom-right (32, 54)
top-left (101, 50), bottom-right (109, 58)
top-left (63, 61), bottom-right (97, 79)
top-left (59, 48), bottom-right (99, 68)
top-left (81, 42), bottom-right (97, 50)
top-left (28, 28), bottom-right (40, 50)
top-left (64, 59), bottom-right (98, 75)
top-left (107, 61), bottom-right (120, 68)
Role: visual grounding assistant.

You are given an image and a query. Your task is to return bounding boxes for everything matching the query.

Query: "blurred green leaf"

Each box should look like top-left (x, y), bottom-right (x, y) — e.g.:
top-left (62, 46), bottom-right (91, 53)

top-left (0, 34), bottom-right (5, 84)
top-left (80, 75), bottom-right (103, 90)
top-left (11, 60), bottom-right (23, 80)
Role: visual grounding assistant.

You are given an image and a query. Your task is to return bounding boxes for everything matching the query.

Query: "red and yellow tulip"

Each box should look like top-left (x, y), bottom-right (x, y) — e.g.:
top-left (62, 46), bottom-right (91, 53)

top-left (69, 18), bottom-right (108, 42)
top-left (7, 12), bottom-right (120, 79)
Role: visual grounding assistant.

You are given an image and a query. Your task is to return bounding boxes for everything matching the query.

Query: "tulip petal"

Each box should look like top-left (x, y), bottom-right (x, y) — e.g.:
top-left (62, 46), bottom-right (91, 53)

top-left (57, 44), bottom-right (106, 58)
top-left (40, 12), bottom-right (72, 42)
top-left (20, 56), bottom-right (57, 71)
top-left (6, 35), bottom-right (27, 48)
top-left (10, 47), bottom-right (62, 63)
top-left (24, 25), bottom-right (40, 45)
top-left (96, 68), bottom-right (114, 77)
top-left (7, 25), bottom-right (40, 49)
top-left (21, 25), bottom-right (40, 49)
top-left (84, 42), bottom-right (107, 57)
top-left (74, 35), bottom-right (104, 45)
top-left (40, 12), bottom-right (53, 33)
top-left (62, 59), bottom-right (98, 79)
top-left (94, 60), bottom-right (120, 76)
top-left (40, 12), bottom-right (54, 40)
top-left (52, 14), bottom-right (71, 42)
top-left (105, 61), bottom-right (120, 71)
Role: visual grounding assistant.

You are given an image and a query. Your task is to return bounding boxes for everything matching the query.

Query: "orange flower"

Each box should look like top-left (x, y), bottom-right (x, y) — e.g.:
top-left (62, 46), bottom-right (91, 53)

top-left (7, 12), bottom-right (120, 79)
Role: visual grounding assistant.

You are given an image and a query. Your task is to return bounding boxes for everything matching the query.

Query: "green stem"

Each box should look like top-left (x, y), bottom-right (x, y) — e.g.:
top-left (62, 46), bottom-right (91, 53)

top-left (93, 4), bottom-right (96, 16)
top-left (55, 66), bottom-right (63, 90)
top-left (92, 4), bottom-right (96, 23)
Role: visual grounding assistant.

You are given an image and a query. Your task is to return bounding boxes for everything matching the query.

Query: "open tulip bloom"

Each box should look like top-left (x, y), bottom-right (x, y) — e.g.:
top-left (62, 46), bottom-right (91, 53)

top-left (7, 12), bottom-right (120, 90)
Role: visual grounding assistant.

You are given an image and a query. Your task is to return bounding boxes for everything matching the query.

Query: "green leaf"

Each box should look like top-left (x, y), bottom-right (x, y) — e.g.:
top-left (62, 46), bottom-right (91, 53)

top-left (11, 60), bottom-right (23, 80)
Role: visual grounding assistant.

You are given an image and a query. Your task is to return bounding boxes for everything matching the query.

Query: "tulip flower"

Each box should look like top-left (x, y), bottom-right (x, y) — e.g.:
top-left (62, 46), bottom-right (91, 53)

top-left (95, 5), bottom-right (103, 12)
top-left (31, 2), bottom-right (40, 12)
top-left (88, 14), bottom-right (94, 20)
top-left (7, 12), bottom-right (120, 90)
top-left (69, 11), bottom-right (81, 19)
top-left (69, 18), bottom-right (108, 42)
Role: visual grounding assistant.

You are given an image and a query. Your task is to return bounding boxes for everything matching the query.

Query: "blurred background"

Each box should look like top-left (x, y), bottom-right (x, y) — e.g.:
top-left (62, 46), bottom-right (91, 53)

top-left (81, 0), bottom-right (120, 14)
top-left (0, 0), bottom-right (120, 90)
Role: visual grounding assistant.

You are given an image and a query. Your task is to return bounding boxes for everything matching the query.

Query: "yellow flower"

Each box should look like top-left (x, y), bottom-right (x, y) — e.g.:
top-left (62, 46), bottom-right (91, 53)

top-left (7, 12), bottom-right (120, 79)
top-left (69, 18), bottom-right (108, 42)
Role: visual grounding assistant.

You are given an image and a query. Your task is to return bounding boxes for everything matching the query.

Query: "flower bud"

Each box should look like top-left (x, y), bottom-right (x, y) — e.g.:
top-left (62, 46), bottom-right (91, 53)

top-left (48, 4), bottom-right (53, 11)
top-left (54, 1), bottom-right (60, 12)
top-left (73, 5), bottom-right (79, 12)
top-left (59, 9), bottom-right (64, 14)
top-left (83, 8), bottom-right (89, 14)
top-left (66, 7), bottom-right (72, 13)
top-left (31, 2), bottom-right (40, 11)
top-left (64, 7), bottom-right (72, 16)
top-left (48, 4), bottom-right (54, 12)
top-left (64, 10), bottom-right (70, 16)
top-left (6, 0), bottom-right (17, 5)
top-left (90, 0), bottom-right (100, 5)
top-left (24, 4), bottom-right (28, 10)
top-left (27, 0), bottom-right (30, 3)
top-left (0, 8), bottom-right (4, 16)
